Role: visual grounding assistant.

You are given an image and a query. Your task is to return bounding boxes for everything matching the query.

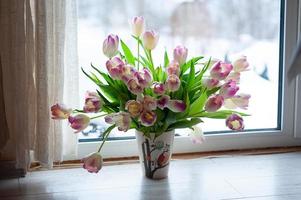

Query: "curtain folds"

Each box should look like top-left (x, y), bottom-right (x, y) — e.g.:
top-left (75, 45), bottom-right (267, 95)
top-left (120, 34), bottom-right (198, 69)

top-left (0, 0), bottom-right (79, 171)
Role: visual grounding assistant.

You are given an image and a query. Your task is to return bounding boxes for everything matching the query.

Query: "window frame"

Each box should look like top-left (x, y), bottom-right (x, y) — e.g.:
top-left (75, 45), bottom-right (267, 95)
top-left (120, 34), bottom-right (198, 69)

top-left (77, 0), bottom-right (301, 159)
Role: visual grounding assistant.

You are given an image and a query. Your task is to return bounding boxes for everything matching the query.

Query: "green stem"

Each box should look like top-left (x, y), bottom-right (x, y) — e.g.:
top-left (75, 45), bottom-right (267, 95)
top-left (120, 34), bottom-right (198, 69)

top-left (90, 113), bottom-right (107, 120)
top-left (97, 130), bottom-right (110, 152)
top-left (148, 49), bottom-right (154, 68)
top-left (137, 39), bottom-right (140, 70)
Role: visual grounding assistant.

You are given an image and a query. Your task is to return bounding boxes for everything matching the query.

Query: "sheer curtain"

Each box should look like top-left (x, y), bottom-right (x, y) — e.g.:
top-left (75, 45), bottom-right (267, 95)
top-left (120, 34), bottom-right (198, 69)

top-left (0, 0), bottom-right (79, 172)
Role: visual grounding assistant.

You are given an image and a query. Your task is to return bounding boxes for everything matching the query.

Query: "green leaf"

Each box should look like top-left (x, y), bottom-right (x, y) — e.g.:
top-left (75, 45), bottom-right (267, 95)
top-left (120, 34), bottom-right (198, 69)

top-left (164, 50), bottom-right (169, 68)
top-left (186, 61), bottom-right (195, 90)
top-left (167, 118), bottom-right (203, 130)
top-left (181, 56), bottom-right (203, 75)
top-left (193, 110), bottom-right (250, 119)
top-left (120, 40), bottom-right (135, 65)
top-left (189, 92), bottom-right (207, 116)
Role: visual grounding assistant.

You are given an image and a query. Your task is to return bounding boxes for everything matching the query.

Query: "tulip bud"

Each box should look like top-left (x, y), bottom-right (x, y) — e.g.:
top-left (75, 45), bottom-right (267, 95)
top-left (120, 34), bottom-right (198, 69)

top-left (153, 82), bottom-right (166, 95)
top-left (106, 57), bottom-right (125, 80)
top-left (142, 95), bottom-right (157, 111)
top-left (210, 61), bottom-right (233, 80)
top-left (125, 100), bottom-right (143, 117)
top-left (103, 34), bottom-right (119, 58)
top-left (83, 91), bottom-right (102, 113)
top-left (224, 94), bottom-right (251, 110)
top-left (202, 78), bottom-right (220, 89)
top-left (166, 61), bottom-right (180, 76)
top-left (140, 110), bottom-right (157, 127)
top-left (68, 114), bottom-right (90, 133)
top-left (166, 74), bottom-right (180, 92)
top-left (121, 65), bottom-right (136, 83)
top-left (205, 94), bottom-right (224, 112)
top-left (225, 72), bottom-right (240, 83)
top-left (189, 125), bottom-right (205, 144)
top-left (173, 45), bottom-right (188, 65)
top-left (167, 100), bottom-right (186, 112)
top-left (226, 114), bottom-right (244, 131)
top-left (82, 152), bottom-right (103, 173)
top-left (157, 95), bottom-right (170, 110)
top-left (219, 80), bottom-right (239, 98)
top-left (131, 16), bottom-right (145, 37)
top-left (135, 68), bottom-right (153, 88)
top-left (142, 30), bottom-right (159, 50)
top-left (233, 55), bottom-right (249, 72)
top-left (51, 103), bottom-right (72, 119)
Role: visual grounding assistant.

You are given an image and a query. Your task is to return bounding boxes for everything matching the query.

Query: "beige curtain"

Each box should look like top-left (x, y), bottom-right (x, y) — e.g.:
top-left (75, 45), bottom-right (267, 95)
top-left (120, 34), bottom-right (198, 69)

top-left (0, 0), bottom-right (79, 171)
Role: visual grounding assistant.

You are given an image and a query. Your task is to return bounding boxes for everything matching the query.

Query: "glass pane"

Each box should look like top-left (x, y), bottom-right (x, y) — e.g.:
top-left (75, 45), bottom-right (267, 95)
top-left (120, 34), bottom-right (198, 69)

top-left (77, 0), bottom-right (281, 141)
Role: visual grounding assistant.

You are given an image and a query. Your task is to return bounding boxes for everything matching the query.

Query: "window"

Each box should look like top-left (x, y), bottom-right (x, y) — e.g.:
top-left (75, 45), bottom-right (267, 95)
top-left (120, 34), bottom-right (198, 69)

top-left (77, 0), bottom-right (301, 158)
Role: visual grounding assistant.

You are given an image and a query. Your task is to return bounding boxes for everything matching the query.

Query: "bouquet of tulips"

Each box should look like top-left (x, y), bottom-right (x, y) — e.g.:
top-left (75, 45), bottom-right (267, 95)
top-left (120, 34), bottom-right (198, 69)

top-left (51, 16), bottom-right (250, 173)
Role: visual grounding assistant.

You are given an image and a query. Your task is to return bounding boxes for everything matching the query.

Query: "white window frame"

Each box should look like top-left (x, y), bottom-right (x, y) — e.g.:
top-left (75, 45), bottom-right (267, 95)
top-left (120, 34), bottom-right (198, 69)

top-left (78, 0), bottom-right (301, 159)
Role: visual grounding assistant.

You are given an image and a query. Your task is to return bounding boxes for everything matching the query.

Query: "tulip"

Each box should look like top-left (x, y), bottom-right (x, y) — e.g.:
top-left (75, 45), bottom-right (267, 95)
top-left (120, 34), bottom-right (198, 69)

top-left (166, 61), bottom-right (180, 76)
top-left (233, 55), bottom-right (249, 72)
top-left (131, 16), bottom-right (145, 37)
top-left (219, 80), bottom-right (239, 98)
top-left (121, 65), bottom-right (136, 83)
top-left (167, 100), bottom-right (186, 112)
top-left (106, 57), bottom-right (125, 80)
top-left (153, 82), bottom-right (165, 95)
top-left (140, 110), bottom-right (157, 126)
top-left (157, 95), bottom-right (170, 109)
top-left (205, 94), bottom-right (224, 112)
top-left (51, 103), bottom-right (72, 119)
top-left (83, 91), bottom-right (102, 113)
top-left (125, 100), bottom-right (143, 117)
top-left (142, 95), bottom-right (157, 111)
top-left (135, 68), bottom-right (153, 88)
top-left (202, 78), bottom-right (220, 89)
top-left (166, 74), bottom-right (180, 92)
top-left (142, 30), bottom-right (159, 50)
top-left (103, 34), bottom-right (119, 58)
top-left (105, 112), bottom-right (131, 132)
top-left (82, 152), bottom-right (103, 173)
top-left (225, 72), bottom-right (240, 83)
top-left (224, 94), bottom-right (251, 110)
top-left (189, 125), bottom-right (205, 144)
top-left (127, 79), bottom-right (143, 95)
top-left (210, 61), bottom-right (233, 80)
top-left (68, 114), bottom-right (90, 133)
top-left (226, 114), bottom-right (244, 131)
top-left (173, 45), bottom-right (188, 65)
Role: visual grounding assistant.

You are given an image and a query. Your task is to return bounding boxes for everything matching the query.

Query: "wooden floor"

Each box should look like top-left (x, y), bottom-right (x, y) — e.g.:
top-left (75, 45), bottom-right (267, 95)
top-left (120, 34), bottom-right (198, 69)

top-left (1, 151), bottom-right (301, 200)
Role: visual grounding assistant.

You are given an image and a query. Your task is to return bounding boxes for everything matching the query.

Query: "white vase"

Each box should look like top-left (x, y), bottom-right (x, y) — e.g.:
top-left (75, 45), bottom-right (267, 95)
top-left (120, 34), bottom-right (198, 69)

top-left (135, 130), bottom-right (175, 179)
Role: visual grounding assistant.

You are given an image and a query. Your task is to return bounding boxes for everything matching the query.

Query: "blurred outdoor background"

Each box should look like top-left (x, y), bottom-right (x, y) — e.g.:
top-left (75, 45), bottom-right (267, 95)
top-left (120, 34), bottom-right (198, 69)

top-left (77, 0), bottom-right (281, 140)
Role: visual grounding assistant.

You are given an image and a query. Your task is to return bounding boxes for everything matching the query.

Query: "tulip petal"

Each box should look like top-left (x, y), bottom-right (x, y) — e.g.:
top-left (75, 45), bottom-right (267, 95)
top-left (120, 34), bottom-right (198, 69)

top-left (167, 100), bottom-right (186, 112)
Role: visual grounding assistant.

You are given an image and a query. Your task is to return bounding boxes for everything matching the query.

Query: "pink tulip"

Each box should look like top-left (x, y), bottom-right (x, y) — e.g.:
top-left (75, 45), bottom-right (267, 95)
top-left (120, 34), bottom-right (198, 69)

top-left (68, 114), bottom-right (90, 133)
top-left (106, 57), bottom-right (125, 80)
top-left (135, 68), bottom-right (153, 88)
top-left (121, 65), bottom-right (136, 83)
top-left (167, 100), bottom-right (186, 112)
top-left (153, 82), bottom-right (166, 95)
top-left (166, 74), bottom-right (180, 92)
top-left (140, 110), bottom-right (157, 127)
top-left (103, 34), bottom-right (119, 58)
top-left (226, 114), bottom-right (244, 131)
top-left (83, 91), bottom-right (102, 113)
top-left (131, 16), bottom-right (145, 37)
top-left (127, 79), bottom-right (143, 95)
top-left (166, 61), bottom-right (180, 76)
top-left (105, 112), bottom-right (131, 132)
top-left (142, 30), bottom-right (159, 50)
top-left (51, 103), bottom-right (72, 119)
top-left (157, 95), bottom-right (170, 109)
top-left (173, 45), bottom-right (188, 65)
top-left (205, 94), bottom-right (224, 112)
top-left (233, 55), bottom-right (249, 72)
top-left (189, 125), bottom-right (205, 144)
top-left (142, 95), bottom-right (157, 111)
top-left (125, 100), bottom-right (143, 117)
top-left (202, 78), bottom-right (220, 89)
top-left (224, 94), bottom-right (251, 110)
top-left (210, 61), bottom-right (233, 80)
top-left (219, 80), bottom-right (239, 98)
top-left (82, 152), bottom-right (103, 173)
top-left (225, 72), bottom-right (240, 83)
